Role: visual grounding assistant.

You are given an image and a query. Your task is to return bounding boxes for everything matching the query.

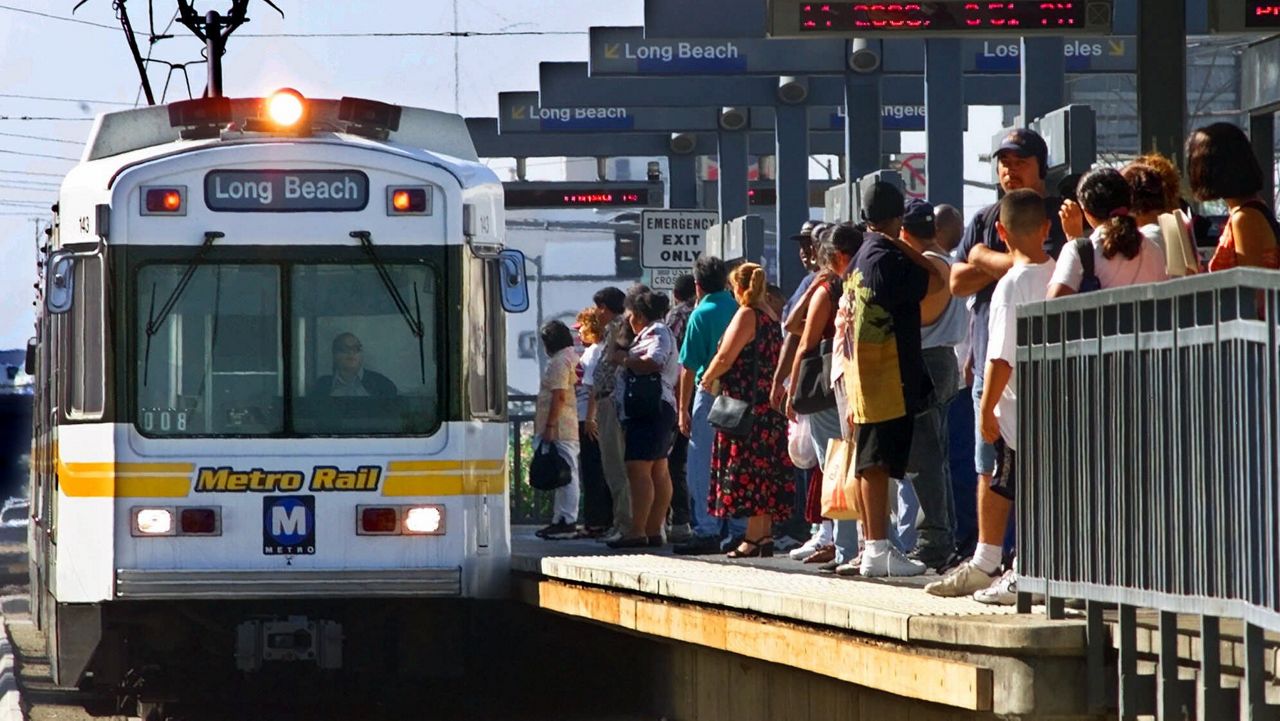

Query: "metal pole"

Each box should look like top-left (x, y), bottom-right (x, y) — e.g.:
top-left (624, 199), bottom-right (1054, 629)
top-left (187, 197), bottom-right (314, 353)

top-left (1020, 38), bottom-right (1065, 125)
top-left (1138, 0), bottom-right (1186, 164)
top-left (926, 39), bottom-right (964, 209)
top-left (775, 102), bottom-right (809, 292)
top-left (206, 11), bottom-right (223, 98)
top-left (1251, 112), bottom-right (1276, 209)
top-left (844, 74), bottom-right (881, 216)
top-left (668, 154), bottom-right (699, 210)
top-left (717, 130), bottom-right (749, 224)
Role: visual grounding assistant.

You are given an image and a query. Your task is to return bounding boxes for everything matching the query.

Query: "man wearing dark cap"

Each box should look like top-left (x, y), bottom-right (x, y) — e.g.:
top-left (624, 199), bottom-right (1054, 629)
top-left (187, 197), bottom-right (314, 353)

top-left (839, 182), bottom-right (946, 577)
top-left (899, 199), bottom-right (968, 572)
top-left (933, 128), bottom-right (1066, 596)
top-left (771, 220), bottom-right (825, 411)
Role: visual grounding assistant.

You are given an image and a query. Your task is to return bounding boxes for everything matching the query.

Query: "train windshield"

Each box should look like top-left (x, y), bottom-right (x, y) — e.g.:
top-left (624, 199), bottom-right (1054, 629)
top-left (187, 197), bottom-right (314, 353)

top-left (135, 262), bottom-right (440, 437)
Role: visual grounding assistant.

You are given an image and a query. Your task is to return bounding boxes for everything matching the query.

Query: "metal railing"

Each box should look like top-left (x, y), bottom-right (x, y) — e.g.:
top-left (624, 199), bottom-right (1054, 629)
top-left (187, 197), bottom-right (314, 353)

top-left (1016, 268), bottom-right (1280, 718)
top-left (507, 393), bottom-right (554, 526)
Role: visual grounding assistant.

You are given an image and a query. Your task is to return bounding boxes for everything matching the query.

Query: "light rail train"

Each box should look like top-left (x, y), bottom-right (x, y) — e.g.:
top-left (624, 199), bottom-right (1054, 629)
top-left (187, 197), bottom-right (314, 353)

top-left (24, 90), bottom-right (528, 702)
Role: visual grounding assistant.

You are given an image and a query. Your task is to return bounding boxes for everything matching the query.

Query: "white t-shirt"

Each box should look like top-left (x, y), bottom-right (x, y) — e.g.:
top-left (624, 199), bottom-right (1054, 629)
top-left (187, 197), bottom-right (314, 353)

top-left (576, 342), bottom-right (602, 418)
top-left (1049, 226), bottom-right (1169, 292)
top-left (987, 260), bottom-right (1056, 451)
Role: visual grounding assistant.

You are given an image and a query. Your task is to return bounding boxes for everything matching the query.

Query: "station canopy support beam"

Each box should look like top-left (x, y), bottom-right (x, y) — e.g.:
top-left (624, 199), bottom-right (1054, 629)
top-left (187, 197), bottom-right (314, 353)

top-left (1138, 0), bottom-right (1187, 165)
top-left (1021, 38), bottom-right (1066, 126)
top-left (926, 39), bottom-right (964, 210)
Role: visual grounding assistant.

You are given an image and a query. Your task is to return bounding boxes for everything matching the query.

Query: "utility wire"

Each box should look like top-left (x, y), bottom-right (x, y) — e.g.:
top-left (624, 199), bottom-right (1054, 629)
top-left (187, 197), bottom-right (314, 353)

top-left (0, 149), bottom-right (78, 161)
top-left (0, 170), bottom-right (64, 177)
top-left (0, 7), bottom-right (585, 39)
top-left (0, 184), bottom-right (59, 192)
top-left (236, 30), bottom-right (587, 37)
top-left (0, 132), bottom-right (83, 146)
top-left (0, 93), bottom-right (133, 107)
top-left (0, 116), bottom-right (94, 122)
top-left (0, 3), bottom-right (140, 33)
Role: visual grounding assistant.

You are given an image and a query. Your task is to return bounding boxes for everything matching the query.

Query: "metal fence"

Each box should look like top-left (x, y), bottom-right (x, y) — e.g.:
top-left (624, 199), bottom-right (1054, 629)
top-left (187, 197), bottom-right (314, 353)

top-left (507, 394), bottom-right (555, 525)
top-left (1016, 268), bottom-right (1280, 717)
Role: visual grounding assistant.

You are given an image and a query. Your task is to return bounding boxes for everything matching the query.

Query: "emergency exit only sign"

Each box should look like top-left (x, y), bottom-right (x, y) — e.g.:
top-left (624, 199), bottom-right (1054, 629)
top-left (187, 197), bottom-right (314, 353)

top-left (641, 210), bottom-right (718, 270)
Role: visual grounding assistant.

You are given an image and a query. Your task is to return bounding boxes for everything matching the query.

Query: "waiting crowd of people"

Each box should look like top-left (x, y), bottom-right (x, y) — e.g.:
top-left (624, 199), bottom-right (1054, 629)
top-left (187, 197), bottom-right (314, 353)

top-left (531, 122), bottom-right (1280, 601)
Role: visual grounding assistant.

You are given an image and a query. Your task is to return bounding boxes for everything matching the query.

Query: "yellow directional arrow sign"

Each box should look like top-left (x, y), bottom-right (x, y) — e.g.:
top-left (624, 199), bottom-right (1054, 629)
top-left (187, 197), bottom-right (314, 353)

top-left (604, 44), bottom-right (621, 60)
top-left (511, 105), bottom-right (526, 120)
top-left (1108, 39), bottom-right (1125, 56)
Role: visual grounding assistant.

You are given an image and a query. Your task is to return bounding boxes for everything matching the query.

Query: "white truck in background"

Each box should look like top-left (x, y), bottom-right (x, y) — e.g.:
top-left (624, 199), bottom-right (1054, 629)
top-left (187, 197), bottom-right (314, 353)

top-left (503, 209), bottom-right (644, 397)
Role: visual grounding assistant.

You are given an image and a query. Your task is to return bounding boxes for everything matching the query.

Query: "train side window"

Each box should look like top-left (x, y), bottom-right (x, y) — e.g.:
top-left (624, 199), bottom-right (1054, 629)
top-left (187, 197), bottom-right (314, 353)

top-left (467, 256), bottom-right (504, 418)
top-left (67, 254), bottom-right (105, 419)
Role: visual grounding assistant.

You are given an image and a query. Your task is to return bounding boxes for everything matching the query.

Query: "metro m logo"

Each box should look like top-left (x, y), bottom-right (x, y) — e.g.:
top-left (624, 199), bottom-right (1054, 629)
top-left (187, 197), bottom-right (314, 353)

top-left (271, 505), bottom-right (307, 536)
top-left (262, 496), bottom-right (316, 556)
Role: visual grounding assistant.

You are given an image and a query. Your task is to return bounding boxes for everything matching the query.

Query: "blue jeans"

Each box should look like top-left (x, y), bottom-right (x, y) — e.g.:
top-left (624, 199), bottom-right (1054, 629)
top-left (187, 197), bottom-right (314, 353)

top-left (687, 388), bottom-right (722, 538)
top-left (949, 388), bottom-right (979, 557)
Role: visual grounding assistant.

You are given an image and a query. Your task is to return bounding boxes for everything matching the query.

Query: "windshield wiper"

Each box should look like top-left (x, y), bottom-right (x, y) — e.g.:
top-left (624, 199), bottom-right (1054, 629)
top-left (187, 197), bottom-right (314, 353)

top-left (350, 231), bottom-right (426, 384)
top-left (143, 231), bottom-right (223, 386)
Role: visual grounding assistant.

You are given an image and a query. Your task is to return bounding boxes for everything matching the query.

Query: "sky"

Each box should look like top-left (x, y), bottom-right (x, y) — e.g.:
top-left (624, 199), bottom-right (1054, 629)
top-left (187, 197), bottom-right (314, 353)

top-left (0, 0), bottom-right (1001, 349)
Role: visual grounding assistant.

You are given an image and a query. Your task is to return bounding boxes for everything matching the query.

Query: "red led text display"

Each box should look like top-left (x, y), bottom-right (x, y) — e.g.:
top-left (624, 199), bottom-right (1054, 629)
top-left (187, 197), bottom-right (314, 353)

top-left (799, 2), bottom-right (1087, 33)
top-left (1248, 0), bottom-right (1280, 27)
top-left (504, 184), bottom-right (659, 209)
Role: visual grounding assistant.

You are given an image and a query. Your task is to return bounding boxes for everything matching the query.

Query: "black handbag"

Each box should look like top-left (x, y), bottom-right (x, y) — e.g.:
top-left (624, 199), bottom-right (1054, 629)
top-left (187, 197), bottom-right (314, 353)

top-left (623, 369), bottom-right (663, 420)
top-left (528, 440), bottom-right (572, 491)
top-left (708, 311), bottom-right (762, 438)
top-left (792, 338), bottom-right (837, 414)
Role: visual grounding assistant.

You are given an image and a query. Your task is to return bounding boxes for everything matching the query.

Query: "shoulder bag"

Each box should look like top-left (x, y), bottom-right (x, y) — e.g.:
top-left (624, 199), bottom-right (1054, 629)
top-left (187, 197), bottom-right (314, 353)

top-left (1075, 237), bottom-right (1102, 293)
top-left (708, 311), bottom-right (761, 438)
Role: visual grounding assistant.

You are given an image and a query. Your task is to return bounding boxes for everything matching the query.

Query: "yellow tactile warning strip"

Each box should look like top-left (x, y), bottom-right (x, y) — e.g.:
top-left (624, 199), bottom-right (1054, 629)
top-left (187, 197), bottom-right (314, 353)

top-left (381, 459), bottom-right (506, 496)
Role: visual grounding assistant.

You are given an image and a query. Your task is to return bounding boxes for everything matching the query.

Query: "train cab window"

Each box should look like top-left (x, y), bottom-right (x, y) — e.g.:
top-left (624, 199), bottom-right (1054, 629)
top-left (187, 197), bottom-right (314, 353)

top-left (135, 265), bottom-right (282, 436)
top-left (467, 257), bottom-right (504, 418)
top-left (290, 264), bottom-right (439, 435)
top-left (67, 254), bottom-right (105, 419)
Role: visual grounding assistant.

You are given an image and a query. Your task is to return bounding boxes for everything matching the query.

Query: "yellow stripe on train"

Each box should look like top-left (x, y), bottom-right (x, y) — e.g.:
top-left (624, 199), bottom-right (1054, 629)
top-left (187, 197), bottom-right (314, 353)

top-left (54, 459), bottom-right (506, 498)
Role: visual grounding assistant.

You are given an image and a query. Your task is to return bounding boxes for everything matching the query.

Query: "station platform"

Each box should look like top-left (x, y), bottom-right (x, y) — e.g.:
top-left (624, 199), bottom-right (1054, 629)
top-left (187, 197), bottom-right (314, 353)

top-left (511, 528), bottom-right (1279, 719)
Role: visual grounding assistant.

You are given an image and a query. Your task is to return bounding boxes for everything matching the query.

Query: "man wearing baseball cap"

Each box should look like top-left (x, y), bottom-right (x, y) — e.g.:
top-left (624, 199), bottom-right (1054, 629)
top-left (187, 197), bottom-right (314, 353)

top-left (928, 127), bottom-right (1066, 601)
top-left (839, 182), bottom-right (947, 577)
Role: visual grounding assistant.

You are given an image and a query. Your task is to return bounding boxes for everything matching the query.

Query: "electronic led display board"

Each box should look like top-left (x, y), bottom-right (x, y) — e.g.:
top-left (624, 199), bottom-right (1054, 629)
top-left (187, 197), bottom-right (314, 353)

top-left (504, 182), bottom-right (664, 209)
top-left (767, 1), bottom-right (1113, 37)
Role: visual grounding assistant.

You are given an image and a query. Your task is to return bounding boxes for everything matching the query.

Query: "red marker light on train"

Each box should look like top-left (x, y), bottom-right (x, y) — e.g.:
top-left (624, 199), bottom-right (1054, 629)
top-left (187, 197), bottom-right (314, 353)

top-left (144, 188), bottom-right (184, 214)
top-left (179, 508), bottom-right (219, 535)
top-left (387, 187), bottom-right (429, 215)
top-left (359, 507), bottom-right (399, 534)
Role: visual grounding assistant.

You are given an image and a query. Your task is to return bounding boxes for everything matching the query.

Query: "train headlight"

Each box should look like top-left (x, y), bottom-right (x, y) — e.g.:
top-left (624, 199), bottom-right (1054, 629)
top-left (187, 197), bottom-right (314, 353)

top-left (403, 505), bottom-right (444, 535)
top-left (266, 88), bottom-right (306, 128)
top-left (132, 508), bottom-right (174, 536)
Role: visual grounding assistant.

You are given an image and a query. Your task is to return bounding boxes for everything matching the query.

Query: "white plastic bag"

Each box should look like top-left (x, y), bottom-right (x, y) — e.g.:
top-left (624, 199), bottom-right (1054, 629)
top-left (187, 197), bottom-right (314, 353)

top-left (787, 416), bottom-right (817, 469)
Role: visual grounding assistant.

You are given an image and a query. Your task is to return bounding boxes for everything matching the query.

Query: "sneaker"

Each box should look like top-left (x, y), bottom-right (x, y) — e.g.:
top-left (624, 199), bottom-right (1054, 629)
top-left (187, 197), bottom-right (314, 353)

top-left (973, 570), bottom-right (1044, 606)
top-left (788, 536), bottom-right (825, 561)
top-left (924, 562), bottom-right (999, 597)
top-left (534, 523), bottom-right (558, 539)
top-left (596, 527), bottom-right (624, 544)
top-left (802, 544), bottom-right (837, 564)
top-left (834, 558), bottom-right (862, 577)
top-left (673, 534), bottom-right (723, 556)
top-left (817, 559), bottom-right (842, 573)
top-left (667, 523), bottom-right (693, 544)
top-left (580, 525), bottom-right (610, 539)
top-left (543, 521), bottom-right (580, 540)
top-left (907, 548), bottom-right (954, 573)
top-left (860, 548), bottom-right (926, 578)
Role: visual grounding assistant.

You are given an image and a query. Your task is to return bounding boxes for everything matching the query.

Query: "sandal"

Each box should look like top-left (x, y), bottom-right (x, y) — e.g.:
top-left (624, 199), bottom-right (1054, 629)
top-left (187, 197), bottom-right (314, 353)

top-left (727, 536), bottom-right (774, 559)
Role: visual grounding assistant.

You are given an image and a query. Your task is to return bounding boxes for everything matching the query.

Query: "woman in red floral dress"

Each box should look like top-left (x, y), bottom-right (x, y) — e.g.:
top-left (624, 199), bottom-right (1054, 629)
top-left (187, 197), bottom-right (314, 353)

top-left (699, 263), bottom-right (796, 558)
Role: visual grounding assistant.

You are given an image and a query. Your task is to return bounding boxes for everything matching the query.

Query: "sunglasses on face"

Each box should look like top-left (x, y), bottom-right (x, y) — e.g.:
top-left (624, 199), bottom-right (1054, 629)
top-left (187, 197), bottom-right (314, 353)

top-left (337, 344), bottom-right (363, 354)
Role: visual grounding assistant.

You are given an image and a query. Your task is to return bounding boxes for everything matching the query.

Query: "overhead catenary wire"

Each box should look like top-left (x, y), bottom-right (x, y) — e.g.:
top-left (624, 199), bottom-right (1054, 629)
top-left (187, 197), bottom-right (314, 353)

top-left (0, 149), bottom-right (78, 161)
top-left (0, 132), bottom-right (84, 146)
top-left (0, 117), bottom-right (94, 122)
top-left (0, 6), bottom-right (585, 39)
top-left (0, 93), bottom-right (133, 107)
top-left (0, 170), bottom-right (64, 177)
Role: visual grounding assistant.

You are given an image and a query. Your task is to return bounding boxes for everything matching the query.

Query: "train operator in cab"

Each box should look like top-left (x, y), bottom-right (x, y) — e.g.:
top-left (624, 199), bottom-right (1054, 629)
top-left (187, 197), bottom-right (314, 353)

top-left (312, 332), bottom-right (398, 398)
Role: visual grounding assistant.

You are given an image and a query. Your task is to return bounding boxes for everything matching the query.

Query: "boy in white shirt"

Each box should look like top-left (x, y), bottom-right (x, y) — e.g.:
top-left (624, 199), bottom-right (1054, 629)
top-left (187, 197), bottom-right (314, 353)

top-left (927, 188), bottom-right (1055, 603)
